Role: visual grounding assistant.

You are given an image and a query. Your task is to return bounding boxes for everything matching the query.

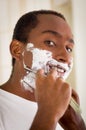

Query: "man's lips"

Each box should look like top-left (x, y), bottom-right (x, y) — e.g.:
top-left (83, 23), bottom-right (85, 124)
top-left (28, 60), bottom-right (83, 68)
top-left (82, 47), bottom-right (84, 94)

top-left (48, 64), bottom-right (66, 73)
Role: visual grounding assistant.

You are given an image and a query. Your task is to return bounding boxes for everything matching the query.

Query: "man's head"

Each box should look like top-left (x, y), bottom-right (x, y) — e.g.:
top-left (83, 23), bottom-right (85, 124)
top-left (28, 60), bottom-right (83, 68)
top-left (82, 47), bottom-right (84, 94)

top-left (10, 10), bottom-right (74, 88)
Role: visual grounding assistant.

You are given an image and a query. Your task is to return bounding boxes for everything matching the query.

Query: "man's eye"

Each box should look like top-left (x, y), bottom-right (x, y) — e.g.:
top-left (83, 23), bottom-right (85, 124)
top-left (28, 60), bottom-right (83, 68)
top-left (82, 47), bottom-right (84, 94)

top-left (66, 47), bottom-right (72, 53)
top-left (44, 40), bottom-right (56, 47)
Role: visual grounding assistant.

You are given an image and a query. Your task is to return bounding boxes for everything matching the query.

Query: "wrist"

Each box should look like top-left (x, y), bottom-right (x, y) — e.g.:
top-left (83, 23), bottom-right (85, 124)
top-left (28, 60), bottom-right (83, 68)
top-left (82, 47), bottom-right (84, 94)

top-left (30, 108), bottom-right (59, 130)
top-left (37, 108), bottom-right (59, 124)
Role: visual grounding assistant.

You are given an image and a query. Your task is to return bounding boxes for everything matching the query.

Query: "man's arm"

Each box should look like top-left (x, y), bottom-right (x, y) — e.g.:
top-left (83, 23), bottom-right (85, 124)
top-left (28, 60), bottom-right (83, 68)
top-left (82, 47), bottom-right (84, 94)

top-left (59, 89), bottom-right (86, 130)
top-left (30, 109), bottom-right (57, 130)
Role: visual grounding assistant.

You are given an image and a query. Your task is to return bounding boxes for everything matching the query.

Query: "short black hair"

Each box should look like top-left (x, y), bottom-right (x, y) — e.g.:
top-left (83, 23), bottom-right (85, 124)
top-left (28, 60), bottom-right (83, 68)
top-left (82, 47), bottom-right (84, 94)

top-left (12, 9), bottom-right (66, 66)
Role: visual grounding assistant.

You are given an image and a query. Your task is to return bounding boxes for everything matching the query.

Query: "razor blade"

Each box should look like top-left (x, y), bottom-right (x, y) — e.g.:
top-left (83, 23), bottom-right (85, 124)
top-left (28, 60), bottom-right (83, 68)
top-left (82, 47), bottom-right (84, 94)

top-left (70, 97), bottom-right (81, 114)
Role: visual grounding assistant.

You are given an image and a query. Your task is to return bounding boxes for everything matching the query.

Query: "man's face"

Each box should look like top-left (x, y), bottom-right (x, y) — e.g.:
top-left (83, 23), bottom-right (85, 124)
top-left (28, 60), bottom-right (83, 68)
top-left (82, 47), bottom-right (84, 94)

top-left (21, 14), bottom-right (74, 91)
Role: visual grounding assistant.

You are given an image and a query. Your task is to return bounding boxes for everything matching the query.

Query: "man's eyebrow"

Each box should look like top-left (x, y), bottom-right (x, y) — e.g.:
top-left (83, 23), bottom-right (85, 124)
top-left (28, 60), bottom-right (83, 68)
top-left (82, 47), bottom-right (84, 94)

top-left (42, 30), bottom-right (62, 37)
top-left (42, 30), bottom-right (74, 44)
top-left (68, 39), bottom-right (75, 44)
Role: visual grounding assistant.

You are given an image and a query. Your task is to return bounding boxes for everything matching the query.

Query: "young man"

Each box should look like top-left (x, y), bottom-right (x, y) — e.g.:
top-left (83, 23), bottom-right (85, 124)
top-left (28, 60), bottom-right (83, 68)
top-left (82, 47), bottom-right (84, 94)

top-left (0, 10), bottom-right (86, 130)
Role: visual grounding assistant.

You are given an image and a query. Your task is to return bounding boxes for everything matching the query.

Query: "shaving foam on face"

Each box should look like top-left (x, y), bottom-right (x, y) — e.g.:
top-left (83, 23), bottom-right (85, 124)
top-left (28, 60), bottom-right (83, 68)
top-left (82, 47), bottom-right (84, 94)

top-left (21, 43), bottom-right (73, 92)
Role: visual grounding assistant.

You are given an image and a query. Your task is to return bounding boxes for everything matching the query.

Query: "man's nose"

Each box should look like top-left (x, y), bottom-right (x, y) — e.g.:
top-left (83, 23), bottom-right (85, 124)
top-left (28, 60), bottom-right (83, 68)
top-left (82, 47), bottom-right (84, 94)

top-left (54, 48), bottom-right (72, 64)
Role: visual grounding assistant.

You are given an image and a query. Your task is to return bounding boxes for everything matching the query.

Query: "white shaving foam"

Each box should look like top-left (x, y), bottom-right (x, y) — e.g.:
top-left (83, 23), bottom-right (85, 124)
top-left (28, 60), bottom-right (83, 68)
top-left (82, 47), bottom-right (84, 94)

top-left (21, 43), bottom-right (73, 92)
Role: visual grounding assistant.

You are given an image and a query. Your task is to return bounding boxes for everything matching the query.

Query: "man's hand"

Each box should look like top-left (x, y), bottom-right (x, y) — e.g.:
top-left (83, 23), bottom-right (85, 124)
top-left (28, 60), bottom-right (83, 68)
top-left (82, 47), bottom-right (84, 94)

top-left (30, 69), bottom-right (72, 130)
top-left (35, 69), bottom-right (72, 120)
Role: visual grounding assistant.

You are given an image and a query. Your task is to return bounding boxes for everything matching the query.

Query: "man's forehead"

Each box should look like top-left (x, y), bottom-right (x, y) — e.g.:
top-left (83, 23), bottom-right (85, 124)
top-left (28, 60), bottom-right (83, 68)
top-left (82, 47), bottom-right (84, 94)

top-left (29, 14), bottom-right (73, 41)
top-left (37, 14), bottom-right (70, 31)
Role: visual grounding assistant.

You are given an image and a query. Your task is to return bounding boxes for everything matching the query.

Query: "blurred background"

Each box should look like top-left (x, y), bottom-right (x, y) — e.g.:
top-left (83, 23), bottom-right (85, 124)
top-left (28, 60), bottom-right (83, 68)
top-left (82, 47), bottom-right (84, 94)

top-left (0, 0), bottom-right (86, 122)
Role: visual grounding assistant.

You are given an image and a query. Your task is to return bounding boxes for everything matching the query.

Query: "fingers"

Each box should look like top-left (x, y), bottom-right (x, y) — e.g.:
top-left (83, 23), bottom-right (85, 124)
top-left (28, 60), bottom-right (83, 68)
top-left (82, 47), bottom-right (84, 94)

top-left (47, 68), bottom-right (58, 79)
top-left (36, 68), bottom-right (72, 100)
top-left (36, 68), bottom-right (58, 82)
top-left (36, 68), bottom-right (71, 98)
top-left (35, 68), bottom-right (72, 119)
top-left (35, 69), bottom-right (45, 88)
top-left (36, 68), bottom-right (65, 89)
top-left (36, 69), bottom-right (44, 79)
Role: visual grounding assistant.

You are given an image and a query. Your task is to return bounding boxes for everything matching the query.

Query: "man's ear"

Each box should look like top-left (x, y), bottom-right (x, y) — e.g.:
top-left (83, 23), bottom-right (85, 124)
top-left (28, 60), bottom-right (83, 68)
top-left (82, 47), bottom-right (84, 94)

top-left (10, 40), bottom-right (24, 60)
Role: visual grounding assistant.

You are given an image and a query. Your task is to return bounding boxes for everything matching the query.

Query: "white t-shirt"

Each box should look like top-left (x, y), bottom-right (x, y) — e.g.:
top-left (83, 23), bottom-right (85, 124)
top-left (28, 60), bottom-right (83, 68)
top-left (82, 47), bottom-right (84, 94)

top-left (0, 89), bottom-right (63, 130)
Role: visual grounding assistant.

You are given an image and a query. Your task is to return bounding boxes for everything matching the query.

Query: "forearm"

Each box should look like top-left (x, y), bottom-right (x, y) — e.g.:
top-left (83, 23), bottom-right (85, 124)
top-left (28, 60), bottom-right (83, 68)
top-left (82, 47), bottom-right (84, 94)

top-left (30, 110), bottom-right (58, 130)
top-left (66, 118), bottom-right (86, 130)
top-left (64, 122), bottom-right (86, 130)
top-left (60, 114), bottom-right (86, 130)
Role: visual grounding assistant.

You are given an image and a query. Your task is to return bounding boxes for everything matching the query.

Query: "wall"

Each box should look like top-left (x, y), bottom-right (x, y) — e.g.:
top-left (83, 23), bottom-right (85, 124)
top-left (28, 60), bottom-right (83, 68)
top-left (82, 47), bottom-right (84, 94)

top-left (71, 0), bottom-right (86, 122)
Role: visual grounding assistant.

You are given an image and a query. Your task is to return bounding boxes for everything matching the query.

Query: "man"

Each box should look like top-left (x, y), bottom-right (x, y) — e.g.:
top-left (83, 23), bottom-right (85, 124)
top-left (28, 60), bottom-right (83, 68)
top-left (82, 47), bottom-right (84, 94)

top-left (0, 10), bottom-right (86, 130)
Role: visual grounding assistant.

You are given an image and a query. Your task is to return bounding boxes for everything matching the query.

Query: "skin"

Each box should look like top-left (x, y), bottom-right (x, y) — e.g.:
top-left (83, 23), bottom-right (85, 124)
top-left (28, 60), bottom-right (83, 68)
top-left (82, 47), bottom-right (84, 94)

top-left (0, 14), bottom-right (86, 130)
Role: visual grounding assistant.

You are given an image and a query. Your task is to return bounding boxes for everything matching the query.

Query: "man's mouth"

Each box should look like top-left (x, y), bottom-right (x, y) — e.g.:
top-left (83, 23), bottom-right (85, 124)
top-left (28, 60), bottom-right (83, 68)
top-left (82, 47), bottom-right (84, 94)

top-left (47, 64), bottom-right (67, 78)
top-left (49, 65), bottom-right (66, 72)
